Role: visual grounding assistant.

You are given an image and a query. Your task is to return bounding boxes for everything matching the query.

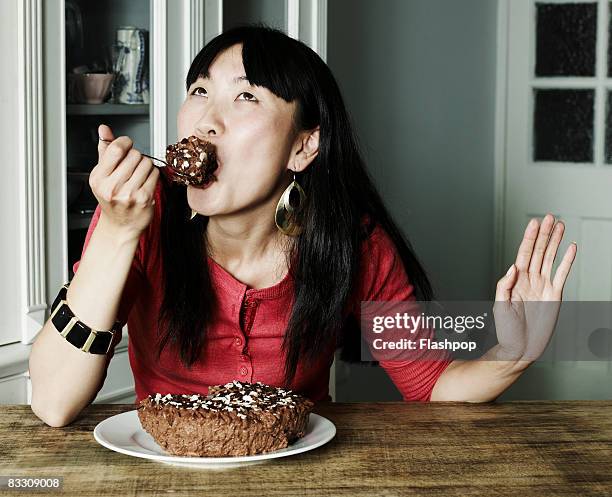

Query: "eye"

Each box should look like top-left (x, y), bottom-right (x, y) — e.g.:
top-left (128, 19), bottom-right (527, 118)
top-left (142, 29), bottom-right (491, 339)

top-left (237, 92), bottom-right (258, 102)
top-left (191, 87), bottom-right (207, 97)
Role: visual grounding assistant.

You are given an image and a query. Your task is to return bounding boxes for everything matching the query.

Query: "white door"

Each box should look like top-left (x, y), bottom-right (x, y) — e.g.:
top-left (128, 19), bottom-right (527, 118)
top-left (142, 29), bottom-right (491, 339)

top-left (499, 0), bottom-right (612, 399)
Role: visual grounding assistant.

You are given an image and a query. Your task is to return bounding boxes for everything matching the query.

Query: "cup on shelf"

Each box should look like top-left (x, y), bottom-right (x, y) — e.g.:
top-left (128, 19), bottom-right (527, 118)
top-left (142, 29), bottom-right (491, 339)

top-left (68, 73), bottom-right (115, 104)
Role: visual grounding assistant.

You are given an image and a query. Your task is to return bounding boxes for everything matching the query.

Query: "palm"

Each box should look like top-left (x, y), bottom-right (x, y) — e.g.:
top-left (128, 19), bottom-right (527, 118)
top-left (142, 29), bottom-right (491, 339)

top-left (493, 215), bottom-right (577, 363)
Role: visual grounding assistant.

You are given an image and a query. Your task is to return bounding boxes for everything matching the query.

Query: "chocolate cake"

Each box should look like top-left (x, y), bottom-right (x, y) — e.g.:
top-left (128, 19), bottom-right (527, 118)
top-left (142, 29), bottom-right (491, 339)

top-left (137, 381), bottom-right (315, 457)
top-left (165, 135), bottom-right (218, 187)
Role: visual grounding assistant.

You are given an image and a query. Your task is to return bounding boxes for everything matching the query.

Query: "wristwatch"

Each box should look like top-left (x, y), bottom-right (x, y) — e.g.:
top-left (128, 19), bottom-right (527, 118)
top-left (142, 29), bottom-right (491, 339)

top-left (49, 283), bottom-right (122, 354)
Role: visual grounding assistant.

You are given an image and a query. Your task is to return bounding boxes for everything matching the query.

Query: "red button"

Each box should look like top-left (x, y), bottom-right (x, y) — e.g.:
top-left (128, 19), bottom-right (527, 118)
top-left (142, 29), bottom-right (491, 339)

top-left (234, 337), bottom-right (242, 346)
top-left (240, 366), bottom-right (248, 375)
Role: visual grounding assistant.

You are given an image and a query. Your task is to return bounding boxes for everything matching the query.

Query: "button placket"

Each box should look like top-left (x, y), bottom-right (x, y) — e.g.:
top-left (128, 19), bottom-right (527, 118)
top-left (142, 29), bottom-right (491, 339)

top-left (239, 353), bottom-right (252, 377)
top-left (240, 296), bottom-right (260, 336)
top-left (237, 294), bottom-right (257, 380)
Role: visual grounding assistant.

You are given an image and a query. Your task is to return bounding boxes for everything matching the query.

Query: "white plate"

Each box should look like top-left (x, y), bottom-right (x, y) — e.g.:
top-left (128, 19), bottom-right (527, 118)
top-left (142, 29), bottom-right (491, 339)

top-left (93, 410), bottom-right (336, 469)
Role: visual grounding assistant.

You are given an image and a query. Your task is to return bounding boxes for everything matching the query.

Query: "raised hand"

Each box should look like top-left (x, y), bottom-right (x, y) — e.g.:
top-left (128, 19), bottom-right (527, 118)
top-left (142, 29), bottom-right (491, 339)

top-left (492, 214), bottom-right (577, 365)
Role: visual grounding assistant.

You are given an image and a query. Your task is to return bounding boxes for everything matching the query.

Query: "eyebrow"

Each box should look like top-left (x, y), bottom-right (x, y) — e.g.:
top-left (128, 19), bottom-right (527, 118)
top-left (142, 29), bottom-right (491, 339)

top-left (196, 74), bottom-right (251, 85)
top-left (232, 75), bottom-right (250, 85)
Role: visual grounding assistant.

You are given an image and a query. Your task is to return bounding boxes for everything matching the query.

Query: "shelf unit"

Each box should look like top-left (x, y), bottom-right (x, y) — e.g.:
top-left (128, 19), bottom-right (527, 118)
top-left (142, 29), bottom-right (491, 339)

top-left (5, 0), bottom-right (329, 406)
top-left (65, 0), bottom-right (152, 279)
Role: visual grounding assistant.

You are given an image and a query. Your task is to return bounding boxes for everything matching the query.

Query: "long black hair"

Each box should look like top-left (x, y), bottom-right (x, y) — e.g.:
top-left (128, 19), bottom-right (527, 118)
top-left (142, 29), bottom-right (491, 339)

top-left (156, 24), bottom-right (433, 386)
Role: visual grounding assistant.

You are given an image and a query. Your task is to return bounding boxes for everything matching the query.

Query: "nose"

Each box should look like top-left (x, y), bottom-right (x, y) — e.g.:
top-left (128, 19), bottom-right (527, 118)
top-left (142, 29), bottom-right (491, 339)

top-left (194, 103), bottom-right (224, 138)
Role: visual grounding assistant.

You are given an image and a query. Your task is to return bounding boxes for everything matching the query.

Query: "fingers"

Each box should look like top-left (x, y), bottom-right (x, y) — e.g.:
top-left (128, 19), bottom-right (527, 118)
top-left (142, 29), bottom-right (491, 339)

top-left (495, 264), bottom-right (518, 302)
top-left (141, 167), bottom-right (160, 201)
top-left (514, 218), bottom-right (539, 271)
top-left (552, 242), bottom-right (578, 293)
top-left (528, 214), bottom-right (555, 274)
top-left (97, 124), bottom-right (115, 161)
top-left (123, 157), bottom-right (156, 191)
top-left (97, 135), bottom-right (134, 176)
top-left (541, 221), bottom-right (565, 278)
top-left (107, 147), bottom-right (142, 184)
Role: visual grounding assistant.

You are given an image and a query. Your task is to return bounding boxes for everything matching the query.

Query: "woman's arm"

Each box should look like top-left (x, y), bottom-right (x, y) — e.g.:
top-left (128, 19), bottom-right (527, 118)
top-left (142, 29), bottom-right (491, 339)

top-left (430, 345), bottom-right (528, 402)
top-left (29, 215), bottom-right (141, 426)
top-left (29, 126), bottom-right (158, 427)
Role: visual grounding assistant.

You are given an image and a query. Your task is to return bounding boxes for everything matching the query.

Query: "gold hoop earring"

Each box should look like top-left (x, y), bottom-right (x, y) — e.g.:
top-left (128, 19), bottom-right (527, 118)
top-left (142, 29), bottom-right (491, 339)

top-left (189, 209), bottom-right (198, 220)
top-left (275, 169), bottom-right (306, 236)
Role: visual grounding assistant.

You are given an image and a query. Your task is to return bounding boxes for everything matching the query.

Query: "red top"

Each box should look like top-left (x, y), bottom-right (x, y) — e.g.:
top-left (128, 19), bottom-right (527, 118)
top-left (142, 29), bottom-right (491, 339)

top-left (73, 182), bottom-right (451, 403)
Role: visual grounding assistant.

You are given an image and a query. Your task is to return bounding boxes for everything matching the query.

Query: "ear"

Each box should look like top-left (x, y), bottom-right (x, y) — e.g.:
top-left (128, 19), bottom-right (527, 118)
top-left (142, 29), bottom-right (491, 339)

top-left (290, 126), bottom-right (320, 173)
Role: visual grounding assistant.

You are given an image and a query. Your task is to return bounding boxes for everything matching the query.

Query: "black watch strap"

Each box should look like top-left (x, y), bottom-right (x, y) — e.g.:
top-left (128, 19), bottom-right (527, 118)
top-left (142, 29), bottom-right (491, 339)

top-left (50, 284), bottom-right (122, 355)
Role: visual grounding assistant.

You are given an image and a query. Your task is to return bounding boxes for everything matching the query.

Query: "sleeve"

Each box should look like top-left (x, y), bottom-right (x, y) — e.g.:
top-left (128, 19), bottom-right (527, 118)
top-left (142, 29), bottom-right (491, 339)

top-left (353, 225), bottom-right (453, 402)
top-left (70, 179), bottom-right (159, 348)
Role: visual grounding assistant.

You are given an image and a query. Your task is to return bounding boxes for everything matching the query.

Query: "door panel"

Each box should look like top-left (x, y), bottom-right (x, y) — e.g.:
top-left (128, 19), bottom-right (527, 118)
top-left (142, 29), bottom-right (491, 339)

top-left (500, 0), bottom-right (612, 400)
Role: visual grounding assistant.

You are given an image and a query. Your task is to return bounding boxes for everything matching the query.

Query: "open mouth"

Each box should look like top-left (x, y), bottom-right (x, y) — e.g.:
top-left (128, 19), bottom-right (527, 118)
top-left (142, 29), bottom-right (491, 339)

top-left (174, 164), bottom-right (218, 188)
top-left (165, 136), bottom-right (219, 187)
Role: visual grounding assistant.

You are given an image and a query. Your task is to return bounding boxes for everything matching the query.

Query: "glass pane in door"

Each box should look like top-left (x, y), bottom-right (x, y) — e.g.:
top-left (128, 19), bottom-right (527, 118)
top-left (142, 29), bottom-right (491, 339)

top-left (533, 89), bottom-right (594, 162)
top-left (536, 2), bottom-right (597, 77)
top-left (604, 91), bottom-right (612, 162)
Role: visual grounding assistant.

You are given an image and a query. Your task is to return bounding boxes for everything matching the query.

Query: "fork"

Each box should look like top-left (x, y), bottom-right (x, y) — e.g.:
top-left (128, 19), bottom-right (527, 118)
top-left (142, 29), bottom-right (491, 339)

top-left (99, 138), bottom-right (167, 167)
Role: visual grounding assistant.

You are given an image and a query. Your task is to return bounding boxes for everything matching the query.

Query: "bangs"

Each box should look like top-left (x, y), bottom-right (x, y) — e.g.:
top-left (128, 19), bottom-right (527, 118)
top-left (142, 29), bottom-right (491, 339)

top-left (186, 25), bottom-right (308, 104)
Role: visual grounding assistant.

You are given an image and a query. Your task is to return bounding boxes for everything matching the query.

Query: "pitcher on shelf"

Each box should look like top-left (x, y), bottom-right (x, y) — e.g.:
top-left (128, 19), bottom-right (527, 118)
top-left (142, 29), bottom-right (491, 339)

top-left (114, 26), bottom-right (149, 105)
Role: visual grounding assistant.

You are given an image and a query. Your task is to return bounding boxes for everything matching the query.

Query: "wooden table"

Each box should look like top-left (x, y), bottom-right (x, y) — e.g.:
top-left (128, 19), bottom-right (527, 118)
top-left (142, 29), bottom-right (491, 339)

top-left (1, 401), bottom-right (611, 496)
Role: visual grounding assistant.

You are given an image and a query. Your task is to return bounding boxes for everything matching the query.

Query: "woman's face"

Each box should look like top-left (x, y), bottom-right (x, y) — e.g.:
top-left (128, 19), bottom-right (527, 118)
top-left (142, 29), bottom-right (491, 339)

top-left (178, 43), bottom-right (301, 218)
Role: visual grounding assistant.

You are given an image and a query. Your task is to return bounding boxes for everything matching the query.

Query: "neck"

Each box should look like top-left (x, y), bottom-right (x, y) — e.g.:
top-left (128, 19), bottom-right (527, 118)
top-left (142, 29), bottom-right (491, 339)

top-left (205, 204), bottom-right (292, 266)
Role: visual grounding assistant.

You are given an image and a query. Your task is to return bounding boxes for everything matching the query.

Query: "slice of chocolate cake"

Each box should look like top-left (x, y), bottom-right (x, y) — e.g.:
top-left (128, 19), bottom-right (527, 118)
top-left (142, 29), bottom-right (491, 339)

top-left (137, 381), bottom-right (314, 457)
top-left (165, 135), bottom-right (218, 187)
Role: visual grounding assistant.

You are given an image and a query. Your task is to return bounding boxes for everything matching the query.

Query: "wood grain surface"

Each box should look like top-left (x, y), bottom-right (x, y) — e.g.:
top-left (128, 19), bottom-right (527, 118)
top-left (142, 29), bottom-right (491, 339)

top-left (1, 401), bottom-right (611, 496)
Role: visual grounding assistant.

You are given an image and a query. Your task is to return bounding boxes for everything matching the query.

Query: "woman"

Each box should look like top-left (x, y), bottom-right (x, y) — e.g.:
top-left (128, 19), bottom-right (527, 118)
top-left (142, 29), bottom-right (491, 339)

top-left (29, 26), bottom-right (576, 427)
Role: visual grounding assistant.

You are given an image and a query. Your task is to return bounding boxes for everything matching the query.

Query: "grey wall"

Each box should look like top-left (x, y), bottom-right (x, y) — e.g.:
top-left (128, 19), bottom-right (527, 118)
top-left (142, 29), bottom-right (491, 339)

top-left (224, 0), bottom-right (286, 31)
top-left (328, 0), bottom-right (499, 400)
